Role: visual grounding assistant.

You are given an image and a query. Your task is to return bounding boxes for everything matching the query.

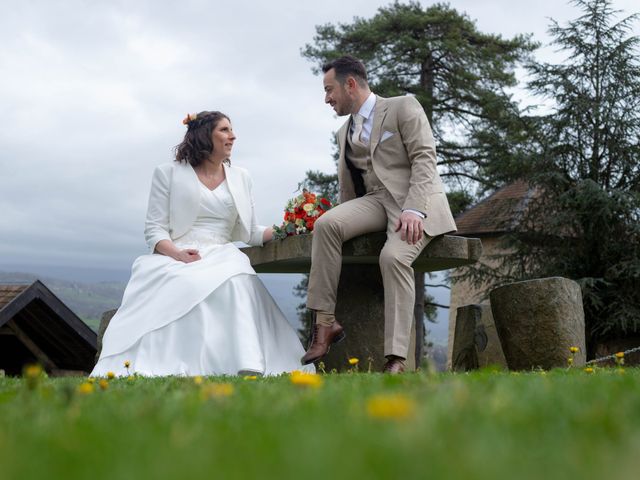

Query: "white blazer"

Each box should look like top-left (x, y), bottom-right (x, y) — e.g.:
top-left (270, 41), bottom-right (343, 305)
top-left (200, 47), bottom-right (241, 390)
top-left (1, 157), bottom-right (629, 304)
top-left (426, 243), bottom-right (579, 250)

top-left (144, 161), bottom-right (267, 251)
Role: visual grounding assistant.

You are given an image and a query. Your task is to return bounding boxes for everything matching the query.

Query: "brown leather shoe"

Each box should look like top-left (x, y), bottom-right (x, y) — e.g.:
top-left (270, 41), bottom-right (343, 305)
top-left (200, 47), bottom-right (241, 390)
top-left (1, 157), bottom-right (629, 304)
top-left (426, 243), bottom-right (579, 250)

top-left (382, 357), bottom-right (406, 374)
top-left (301, 320), bottom-right (345, 365)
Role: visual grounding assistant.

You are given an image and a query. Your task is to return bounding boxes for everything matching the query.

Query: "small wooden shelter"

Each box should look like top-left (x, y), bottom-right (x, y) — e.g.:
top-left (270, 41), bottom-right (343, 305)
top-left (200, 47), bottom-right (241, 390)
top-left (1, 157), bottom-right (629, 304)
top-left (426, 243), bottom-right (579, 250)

top-left (0, 280), bottom-right (97, 376)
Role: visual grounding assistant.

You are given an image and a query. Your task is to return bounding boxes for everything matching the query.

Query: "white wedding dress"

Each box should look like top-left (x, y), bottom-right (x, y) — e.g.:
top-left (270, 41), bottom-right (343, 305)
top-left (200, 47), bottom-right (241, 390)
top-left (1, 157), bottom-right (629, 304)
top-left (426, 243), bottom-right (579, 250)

top-left (91, 180), bottom-right (314, 377)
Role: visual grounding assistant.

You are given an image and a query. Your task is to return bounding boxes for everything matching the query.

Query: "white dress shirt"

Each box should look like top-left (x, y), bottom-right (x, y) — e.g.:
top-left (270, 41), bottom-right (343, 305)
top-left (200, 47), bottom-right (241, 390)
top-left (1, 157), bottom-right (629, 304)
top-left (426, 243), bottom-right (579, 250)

top-left (350, 92), bottom-right (376, 144)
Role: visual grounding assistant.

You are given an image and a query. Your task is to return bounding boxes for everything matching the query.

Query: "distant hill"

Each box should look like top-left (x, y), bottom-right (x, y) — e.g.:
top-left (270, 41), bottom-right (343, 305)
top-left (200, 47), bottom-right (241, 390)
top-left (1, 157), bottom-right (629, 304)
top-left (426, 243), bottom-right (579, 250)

top-left (0, 269), bottom-right (451, 348)
top-left (0, 271), bottom-right (125, 331)
top-left (0, 270), bottom-right (304, 334)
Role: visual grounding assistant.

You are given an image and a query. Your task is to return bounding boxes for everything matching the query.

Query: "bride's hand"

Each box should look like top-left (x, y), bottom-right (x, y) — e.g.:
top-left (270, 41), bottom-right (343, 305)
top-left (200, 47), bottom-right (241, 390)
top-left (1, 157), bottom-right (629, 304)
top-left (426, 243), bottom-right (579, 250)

top-left (153, 240), bottom-right (201, 263)
top-left (262, 227), bottom-right (274, 243)
top-left (174, 248), bottom-right (201, 263)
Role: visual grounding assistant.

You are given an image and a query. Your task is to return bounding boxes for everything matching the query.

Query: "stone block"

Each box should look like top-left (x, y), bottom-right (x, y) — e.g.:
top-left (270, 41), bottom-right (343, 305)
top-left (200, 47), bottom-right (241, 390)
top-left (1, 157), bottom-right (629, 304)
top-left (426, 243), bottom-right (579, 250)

top-left (451, 304), bottom-right (507, 371)
top-left (242, 233), bottom-right (482, 273)
top-left (490, 277), bottom-right (586, 370)
top-left (319, 265), bottom-right (416, 372)
top-left (95, 309), bottom-right (117, 361)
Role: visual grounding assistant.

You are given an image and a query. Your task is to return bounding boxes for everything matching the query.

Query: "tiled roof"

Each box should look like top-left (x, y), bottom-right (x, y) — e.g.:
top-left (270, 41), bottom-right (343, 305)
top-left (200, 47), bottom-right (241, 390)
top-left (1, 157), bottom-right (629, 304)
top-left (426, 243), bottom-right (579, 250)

top-left (0, 284), bottom-right (29, 311)
top-left (454, 180), bottom-right (534, 236)
top-left (0, 280), bottom-right (97, 374)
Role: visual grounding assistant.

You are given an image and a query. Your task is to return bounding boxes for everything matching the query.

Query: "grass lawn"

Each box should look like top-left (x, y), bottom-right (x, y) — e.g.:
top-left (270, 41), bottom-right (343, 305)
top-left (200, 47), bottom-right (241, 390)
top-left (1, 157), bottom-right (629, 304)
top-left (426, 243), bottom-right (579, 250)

top-left (1, 367), bottom-right (639, 480)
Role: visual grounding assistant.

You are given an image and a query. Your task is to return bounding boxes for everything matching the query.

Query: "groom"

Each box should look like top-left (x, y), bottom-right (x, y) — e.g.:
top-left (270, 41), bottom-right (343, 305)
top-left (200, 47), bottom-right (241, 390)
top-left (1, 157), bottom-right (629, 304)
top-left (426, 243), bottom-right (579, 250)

top-left (302, 55), bottom-right (457, 373)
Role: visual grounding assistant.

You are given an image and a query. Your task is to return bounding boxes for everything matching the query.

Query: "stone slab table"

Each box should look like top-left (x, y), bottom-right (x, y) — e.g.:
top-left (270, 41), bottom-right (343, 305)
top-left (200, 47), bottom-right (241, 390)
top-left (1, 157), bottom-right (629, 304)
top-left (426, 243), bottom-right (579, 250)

top-left (242, 233), bottom-right (482, 372)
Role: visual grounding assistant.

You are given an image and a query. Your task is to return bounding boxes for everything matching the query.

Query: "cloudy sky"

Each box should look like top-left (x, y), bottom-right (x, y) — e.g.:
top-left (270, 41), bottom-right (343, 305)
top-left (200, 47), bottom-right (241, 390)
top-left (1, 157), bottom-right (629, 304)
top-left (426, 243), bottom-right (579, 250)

top-left (1, 0), bottom-right (638, 274)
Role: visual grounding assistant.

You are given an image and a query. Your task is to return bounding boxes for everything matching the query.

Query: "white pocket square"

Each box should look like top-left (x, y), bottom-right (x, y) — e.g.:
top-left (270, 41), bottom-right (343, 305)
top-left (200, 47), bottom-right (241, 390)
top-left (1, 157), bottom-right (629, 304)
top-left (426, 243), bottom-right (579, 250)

top-left (380, 130), bottom-right (395, 142)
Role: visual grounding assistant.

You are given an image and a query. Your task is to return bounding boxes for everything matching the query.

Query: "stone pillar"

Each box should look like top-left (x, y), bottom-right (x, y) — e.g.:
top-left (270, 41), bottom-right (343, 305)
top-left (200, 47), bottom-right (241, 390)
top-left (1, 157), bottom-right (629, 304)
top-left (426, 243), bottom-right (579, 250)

top-left (490, 277), bottom-right (586, 370)
top-left (95, 309), bottom-right (117, 362)
top-left (322, 265), bottom-right (416, 372)
top-left (451, 304), bottom-right (507, 371)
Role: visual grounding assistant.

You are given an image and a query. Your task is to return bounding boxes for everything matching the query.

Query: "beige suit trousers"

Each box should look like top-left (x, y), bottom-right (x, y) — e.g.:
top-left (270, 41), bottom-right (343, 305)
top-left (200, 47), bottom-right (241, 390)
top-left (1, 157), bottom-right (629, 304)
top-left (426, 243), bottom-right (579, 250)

top-left (307, 189), bottom-right (431, 358)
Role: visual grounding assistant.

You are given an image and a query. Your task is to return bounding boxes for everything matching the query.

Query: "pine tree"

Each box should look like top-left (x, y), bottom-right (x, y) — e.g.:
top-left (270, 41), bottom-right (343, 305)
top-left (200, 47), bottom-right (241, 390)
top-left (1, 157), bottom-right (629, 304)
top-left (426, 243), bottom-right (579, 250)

top-left (302, 0), bottom-right (537, 193)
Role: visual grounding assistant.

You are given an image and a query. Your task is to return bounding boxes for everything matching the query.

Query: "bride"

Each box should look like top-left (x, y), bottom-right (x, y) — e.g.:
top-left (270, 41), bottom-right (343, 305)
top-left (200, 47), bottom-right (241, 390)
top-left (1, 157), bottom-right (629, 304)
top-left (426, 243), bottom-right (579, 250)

top-left (91, 110), bottom-right (313, 377)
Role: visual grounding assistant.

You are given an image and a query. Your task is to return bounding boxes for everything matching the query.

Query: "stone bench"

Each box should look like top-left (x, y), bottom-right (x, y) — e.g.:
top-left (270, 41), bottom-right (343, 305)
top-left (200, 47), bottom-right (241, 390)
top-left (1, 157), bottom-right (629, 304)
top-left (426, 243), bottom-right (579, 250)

top-left (242, 233), bottom-right (482, 371)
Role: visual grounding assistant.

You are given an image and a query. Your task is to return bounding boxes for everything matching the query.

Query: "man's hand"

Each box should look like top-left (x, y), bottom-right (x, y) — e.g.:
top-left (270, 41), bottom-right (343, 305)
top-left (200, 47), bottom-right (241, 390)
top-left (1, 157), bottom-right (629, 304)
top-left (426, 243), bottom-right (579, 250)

top-left (395, 211), bottom-right (424, 245)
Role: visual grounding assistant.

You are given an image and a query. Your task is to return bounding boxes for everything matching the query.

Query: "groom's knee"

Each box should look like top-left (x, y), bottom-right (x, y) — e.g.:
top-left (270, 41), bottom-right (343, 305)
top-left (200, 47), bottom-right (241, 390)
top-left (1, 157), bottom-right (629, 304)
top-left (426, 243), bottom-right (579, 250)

top-left (313, 213), bottom-right (342, 238)
top-left (379, 246), bottom-right (411, 272)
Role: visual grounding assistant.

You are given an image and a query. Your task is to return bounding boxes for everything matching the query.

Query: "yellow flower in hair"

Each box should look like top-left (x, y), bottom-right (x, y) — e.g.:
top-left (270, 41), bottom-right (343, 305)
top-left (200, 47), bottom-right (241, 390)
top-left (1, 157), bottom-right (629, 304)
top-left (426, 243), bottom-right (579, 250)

top-left (182, 112), bottom-right (198, 125)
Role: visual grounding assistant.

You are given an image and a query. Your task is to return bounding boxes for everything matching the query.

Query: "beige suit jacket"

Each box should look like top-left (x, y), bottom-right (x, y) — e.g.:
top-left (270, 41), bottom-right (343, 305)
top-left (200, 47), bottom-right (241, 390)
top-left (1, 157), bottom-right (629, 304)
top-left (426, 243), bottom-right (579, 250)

top-left (337, 95), bottom-right (457, 237)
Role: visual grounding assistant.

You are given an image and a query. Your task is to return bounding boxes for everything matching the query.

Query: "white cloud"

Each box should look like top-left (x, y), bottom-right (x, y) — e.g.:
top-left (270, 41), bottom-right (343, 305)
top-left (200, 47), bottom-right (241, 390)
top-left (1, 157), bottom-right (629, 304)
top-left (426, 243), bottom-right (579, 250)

top-left (1, 0), bottom-right (638, 271)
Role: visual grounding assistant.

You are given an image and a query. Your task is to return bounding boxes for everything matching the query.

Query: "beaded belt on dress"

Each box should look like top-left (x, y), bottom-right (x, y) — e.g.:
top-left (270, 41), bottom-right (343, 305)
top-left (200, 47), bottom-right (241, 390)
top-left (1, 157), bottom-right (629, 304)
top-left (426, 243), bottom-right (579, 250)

top-left (173, 229), bottom-right (231, 248)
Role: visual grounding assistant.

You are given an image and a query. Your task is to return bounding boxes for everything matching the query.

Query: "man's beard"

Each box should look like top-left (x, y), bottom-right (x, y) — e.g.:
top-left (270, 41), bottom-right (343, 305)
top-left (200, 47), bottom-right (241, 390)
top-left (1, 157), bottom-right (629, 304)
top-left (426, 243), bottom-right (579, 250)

top-left (336, 98), bottom-right (355, 116)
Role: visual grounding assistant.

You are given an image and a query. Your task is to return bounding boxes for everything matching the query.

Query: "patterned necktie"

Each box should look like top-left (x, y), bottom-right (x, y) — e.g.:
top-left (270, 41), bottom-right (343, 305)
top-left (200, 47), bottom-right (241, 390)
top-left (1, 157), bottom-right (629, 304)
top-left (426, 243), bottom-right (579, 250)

top-left (351, 113), bottom-right (365, 146)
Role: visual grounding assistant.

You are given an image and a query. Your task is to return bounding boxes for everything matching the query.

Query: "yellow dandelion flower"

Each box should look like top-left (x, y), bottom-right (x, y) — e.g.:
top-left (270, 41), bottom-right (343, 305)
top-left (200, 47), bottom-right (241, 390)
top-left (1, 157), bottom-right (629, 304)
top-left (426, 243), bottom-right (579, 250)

top-left (106, 371), bottom-right (115, 380)
top-left (87, 377), bottom-right (96, 384)
top-left (348, 357), bottom-right (359, 366)
top-left (290, 371), bottom-right (323, 388)
top-left (244, 375), bottom-right (258, 380)
top-left (584, 367), bottom-right (594, 374)
top-left (201, 383), bottom-right (234, 399)
top-left (23, 364), bottom-right (43, 379)
top-left (366, 394), bottom-right (416, 420)
top-left (23, 363), bottom-right (44, 390)
top-left (193, 375), bottom-right (204, 385)
top-left (124, 360), bottom-right (131, 369)
top-left (77, 382), bottom-right (95, 395)
top-left (569, 346), bottom-right (579, 353)
top-left (127, 375), bottom-right (135, 382)
top-left (98, 379), bottom-right (109, 391)
top-left (567, 357), bottom-right (574, 365)
top-left (615, 352), bottom-right (624, 359)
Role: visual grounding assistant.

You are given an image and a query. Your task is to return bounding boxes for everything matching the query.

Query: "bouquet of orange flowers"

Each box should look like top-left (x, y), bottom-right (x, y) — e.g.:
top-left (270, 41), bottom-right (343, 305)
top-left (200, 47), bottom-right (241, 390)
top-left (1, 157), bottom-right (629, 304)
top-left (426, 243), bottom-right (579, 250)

top-left (273, 189), bottom-right (333, 240)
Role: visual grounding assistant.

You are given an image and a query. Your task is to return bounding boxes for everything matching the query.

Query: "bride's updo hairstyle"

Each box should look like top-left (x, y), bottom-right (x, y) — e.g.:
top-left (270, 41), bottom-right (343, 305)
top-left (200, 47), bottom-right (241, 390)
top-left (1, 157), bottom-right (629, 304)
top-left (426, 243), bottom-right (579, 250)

top-left (174, 110), bottom-right (231, 167)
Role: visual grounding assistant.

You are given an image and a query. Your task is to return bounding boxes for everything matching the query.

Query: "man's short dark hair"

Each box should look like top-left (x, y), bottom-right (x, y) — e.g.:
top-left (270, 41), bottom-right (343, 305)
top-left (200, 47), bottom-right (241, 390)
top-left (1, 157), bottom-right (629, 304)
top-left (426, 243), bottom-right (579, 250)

top-left (322, 55), bottom-right (368, 86)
